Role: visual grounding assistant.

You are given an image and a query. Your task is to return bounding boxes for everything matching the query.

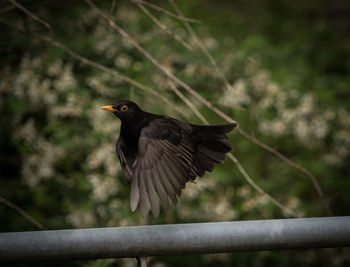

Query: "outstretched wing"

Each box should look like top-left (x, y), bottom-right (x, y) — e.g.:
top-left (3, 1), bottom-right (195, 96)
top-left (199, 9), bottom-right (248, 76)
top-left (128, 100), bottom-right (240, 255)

top-left (130, 118), bottom-right (196, 218)
top-left (118, 117), bottom-right (236, 218)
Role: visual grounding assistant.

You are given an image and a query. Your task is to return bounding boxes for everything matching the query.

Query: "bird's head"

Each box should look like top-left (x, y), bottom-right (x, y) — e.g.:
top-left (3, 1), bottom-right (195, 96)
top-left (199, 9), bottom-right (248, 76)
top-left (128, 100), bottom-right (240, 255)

top-left (101, 100), bottom-right (142, 120)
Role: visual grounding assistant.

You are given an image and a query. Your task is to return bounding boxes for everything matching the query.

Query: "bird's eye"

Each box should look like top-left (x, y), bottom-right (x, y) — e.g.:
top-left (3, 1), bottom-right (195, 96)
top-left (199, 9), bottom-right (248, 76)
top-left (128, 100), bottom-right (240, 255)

top-left (120, 105), bottom-right (128, 112)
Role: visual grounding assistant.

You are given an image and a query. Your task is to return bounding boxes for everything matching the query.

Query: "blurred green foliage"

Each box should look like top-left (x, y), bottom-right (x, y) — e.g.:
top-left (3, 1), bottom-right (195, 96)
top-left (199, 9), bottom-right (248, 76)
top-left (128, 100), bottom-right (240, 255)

top-left (0, 0), bottom-right (349, 266)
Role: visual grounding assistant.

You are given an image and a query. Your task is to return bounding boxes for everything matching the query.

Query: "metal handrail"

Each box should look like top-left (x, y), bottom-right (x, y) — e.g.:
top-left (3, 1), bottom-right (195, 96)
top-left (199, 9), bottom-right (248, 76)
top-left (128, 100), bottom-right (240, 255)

top-left (1, 216), bottom-right (349, 262)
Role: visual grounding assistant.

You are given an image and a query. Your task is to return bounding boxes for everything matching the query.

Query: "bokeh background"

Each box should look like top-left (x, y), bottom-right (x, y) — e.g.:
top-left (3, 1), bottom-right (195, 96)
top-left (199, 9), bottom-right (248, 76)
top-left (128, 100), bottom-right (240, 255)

top-left (1, 0), bottom-right (350, 266)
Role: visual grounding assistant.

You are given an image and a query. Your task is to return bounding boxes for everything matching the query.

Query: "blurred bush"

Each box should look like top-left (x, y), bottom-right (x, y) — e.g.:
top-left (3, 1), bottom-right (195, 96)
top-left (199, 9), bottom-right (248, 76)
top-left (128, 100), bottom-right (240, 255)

top-left (0, 0), bottom-right (349, 266)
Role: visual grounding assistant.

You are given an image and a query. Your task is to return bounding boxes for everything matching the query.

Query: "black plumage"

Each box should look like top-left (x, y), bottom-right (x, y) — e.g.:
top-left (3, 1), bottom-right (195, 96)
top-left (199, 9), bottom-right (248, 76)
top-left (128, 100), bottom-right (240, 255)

top-left (101, 100), bottom-right (236, 218)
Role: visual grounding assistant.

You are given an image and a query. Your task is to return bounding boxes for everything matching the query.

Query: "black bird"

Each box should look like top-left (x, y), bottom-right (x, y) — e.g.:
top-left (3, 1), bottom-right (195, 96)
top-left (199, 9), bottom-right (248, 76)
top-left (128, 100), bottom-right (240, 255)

top-left (101, 100), bottom-right (236, 218)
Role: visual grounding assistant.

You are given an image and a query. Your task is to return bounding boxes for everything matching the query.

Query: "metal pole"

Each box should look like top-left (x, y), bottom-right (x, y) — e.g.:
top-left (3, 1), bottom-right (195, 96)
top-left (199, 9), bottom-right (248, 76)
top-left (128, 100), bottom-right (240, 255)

top-left (0, 216), bottom-right (349, 262)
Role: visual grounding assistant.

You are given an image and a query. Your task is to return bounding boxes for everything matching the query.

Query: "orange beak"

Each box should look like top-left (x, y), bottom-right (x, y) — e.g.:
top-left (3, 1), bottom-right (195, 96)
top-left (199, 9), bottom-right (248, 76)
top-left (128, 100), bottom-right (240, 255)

top-left (101, 105), bottom-right (117, 112)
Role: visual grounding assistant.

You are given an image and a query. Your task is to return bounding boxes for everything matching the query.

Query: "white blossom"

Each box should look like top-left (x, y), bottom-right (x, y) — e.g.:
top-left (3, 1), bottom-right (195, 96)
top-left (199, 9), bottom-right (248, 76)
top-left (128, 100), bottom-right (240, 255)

top-left (67, 209), bottom-right (95, 228)
top-left (219, 79), bottom-right (251, 107)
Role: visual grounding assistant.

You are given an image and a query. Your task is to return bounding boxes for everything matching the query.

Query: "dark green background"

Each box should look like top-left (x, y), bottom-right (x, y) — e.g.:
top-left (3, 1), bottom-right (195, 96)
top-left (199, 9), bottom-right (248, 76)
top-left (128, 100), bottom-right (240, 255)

top-left (1, 0), bottom-right (349, 266)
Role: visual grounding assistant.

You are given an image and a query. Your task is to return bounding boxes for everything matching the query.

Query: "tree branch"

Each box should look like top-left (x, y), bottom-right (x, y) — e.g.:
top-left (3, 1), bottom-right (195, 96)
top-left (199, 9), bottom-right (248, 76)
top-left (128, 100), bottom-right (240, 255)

top-left (131, 0), bottom-right (201, 24)
top-left (0, 196), bottom-right (45, 230)
top-left (7, 0), bottom-right (51, 30)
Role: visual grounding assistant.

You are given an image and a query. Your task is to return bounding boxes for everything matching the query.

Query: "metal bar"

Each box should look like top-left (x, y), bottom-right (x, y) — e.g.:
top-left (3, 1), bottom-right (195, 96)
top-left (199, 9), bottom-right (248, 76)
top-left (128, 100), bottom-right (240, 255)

top-left (1, 216), bottom-right (349, 262)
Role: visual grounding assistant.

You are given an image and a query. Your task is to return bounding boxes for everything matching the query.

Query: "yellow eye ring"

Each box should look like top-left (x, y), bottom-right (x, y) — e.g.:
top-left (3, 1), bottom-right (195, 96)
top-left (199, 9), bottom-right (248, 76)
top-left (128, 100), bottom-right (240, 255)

top-left (120, 105), bottom-right (128, 112)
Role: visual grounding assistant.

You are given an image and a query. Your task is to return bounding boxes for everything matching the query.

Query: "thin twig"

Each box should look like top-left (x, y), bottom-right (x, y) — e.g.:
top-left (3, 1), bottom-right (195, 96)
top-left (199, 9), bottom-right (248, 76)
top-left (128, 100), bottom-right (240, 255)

top-left (1, 0), bottom-right (48, 14)
top-left (0, 196), bottom-right (46, 230)
top-left (110, 0), bottom-right (116, 14)
top-left (7, 0), bottom-right (51, 30)
top-left (36, 35), bottom-right (190, 119)
top-left (240, 128), bottom-right (324, 196)
top-left (134, 3), bottom-right (194, 51)
top-left (131, 0), bottom-right (201, 23)
top-left (167, 80), bottom-right (208, 124)
top-left (169, 0), bottom-right (234, 95)
top-left (237, 128), bottom-right (332, 216)
top-left (216, 129), bottom-right (299, 216)
top-left (227, 154), bottom-right (300, 217)
top-left (0, 4), bottom-right (15, 13)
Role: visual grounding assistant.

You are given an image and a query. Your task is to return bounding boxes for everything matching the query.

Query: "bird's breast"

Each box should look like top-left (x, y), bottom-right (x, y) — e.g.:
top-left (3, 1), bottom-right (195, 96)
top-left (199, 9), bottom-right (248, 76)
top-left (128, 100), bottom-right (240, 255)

top-left (120, 119), bottom-right (149, 149)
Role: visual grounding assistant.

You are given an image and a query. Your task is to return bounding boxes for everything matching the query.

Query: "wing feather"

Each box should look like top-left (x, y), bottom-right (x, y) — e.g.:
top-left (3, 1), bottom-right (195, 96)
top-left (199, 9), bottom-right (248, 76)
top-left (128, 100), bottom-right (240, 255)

top-left (130, 169), bottom-right (139, 212)
top-left (150, 167), bottom-right (169, 210)
top-left (145, 168), bottom-right (160, 217)
top-left (138, 170), bottom-right (151, 219)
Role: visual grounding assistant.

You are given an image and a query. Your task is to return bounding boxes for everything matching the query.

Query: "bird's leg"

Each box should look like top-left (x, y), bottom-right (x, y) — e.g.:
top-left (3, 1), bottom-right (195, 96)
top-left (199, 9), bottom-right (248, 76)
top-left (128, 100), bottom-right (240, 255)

top-left (136, 256), bottom-right (147, 267)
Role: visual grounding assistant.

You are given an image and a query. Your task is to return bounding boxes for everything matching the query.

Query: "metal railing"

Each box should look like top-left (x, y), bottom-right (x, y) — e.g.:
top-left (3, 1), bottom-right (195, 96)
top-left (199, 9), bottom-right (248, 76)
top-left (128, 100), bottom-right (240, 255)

top-left (1, 216), bottom-right (349, 264)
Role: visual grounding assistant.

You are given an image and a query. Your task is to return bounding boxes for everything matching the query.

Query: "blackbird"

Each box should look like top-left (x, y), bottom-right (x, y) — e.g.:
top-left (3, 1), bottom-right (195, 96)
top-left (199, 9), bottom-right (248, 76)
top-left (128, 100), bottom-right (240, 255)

top-left (101, 100), bottom-right (236, 218)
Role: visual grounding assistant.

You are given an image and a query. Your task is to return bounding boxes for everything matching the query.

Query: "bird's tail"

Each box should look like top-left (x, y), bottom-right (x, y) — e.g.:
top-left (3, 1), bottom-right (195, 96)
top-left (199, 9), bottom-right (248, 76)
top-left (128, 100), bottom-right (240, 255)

top-left (191, 123), bottom-right (236, 177)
